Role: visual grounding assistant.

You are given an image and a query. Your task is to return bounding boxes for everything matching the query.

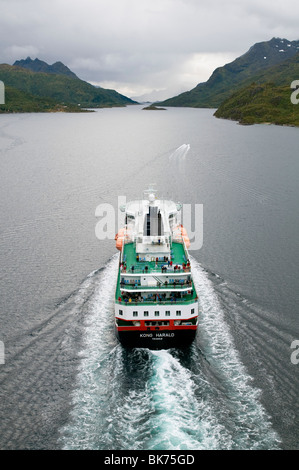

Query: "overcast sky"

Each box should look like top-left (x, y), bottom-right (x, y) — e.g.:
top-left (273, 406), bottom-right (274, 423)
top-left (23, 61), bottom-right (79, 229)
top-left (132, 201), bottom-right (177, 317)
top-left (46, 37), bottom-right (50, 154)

top-left (1, 0), bottom-right (299, 100)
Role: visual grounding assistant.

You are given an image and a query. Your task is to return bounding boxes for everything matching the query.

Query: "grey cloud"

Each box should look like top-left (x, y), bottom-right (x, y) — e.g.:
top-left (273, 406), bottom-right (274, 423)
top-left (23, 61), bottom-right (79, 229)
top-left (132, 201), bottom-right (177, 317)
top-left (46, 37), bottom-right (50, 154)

top-left (1, 0), bottom-right (299, 98)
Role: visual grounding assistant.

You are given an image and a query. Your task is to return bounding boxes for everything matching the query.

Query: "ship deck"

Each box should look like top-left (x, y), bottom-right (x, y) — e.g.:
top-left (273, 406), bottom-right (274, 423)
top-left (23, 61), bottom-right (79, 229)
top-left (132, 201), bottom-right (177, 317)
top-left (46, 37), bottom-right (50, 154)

top-left (122, 241), bottom-right (188, 273)
top-left (115, 241), bottom-right (198, 305)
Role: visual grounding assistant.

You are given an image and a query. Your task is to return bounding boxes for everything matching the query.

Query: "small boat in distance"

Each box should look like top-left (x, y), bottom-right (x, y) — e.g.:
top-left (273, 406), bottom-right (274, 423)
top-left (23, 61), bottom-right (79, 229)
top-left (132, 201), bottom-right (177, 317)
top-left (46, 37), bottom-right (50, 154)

top-left (114, 188), bottom-right (199, 349)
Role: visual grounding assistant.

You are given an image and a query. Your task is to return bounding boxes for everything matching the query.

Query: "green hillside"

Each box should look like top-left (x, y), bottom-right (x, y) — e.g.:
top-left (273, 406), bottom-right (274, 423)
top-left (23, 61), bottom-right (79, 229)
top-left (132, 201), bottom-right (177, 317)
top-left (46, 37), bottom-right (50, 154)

top-left (0, 62), bottom-right (136, 111)
top-left (214, 82), bottom-right (299, 126)
top-left (0, 85), bottom-right (86, 113)
top-left (242, 50), bottom-right (299, 87)
top-left (157, 38), bottom-right (299, 108)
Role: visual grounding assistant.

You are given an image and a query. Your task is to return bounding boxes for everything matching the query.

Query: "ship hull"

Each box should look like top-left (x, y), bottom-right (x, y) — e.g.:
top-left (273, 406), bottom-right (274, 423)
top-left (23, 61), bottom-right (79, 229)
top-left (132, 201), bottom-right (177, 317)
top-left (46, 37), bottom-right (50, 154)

top-left (116, 327), bottom-right (197, 350)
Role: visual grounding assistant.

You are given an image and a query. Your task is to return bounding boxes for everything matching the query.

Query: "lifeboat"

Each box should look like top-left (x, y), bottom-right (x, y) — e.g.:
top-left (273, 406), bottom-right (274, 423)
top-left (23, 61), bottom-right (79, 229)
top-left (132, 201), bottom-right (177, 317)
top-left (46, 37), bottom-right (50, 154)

top-left (115, 228), bottom-right (125, 239)
top-left (116, 237), bottom-right (124, 250)
top-left (182, 236), bottom-right (190, 249)
top-left (115, 228), bottom-right (126, 250)
top-left (180, 226), bottom-right (190, 248)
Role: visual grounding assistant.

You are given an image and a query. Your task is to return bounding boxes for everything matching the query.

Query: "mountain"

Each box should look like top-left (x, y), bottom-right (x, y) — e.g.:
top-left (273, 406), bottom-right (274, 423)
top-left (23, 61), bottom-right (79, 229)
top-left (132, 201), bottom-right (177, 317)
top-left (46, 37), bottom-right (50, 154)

top-left (240, 49), bottom-right (299, 87)
top-left (0, 85), bottom-right (87, 113)
top-left (0, 60), bottom-right (137, 111)
top-left (156, 38), bottom-right (299, 108)
top-left (214, 82), bottom-right (299, 127)
top-left (13, 57), bottom-right (79, 80)
top-left (214, 50), bottom-right (299, 126)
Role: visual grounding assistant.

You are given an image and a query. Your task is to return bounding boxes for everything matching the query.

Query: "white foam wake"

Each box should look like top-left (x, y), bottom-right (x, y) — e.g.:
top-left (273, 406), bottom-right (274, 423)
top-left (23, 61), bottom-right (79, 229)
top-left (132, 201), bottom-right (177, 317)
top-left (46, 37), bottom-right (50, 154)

top-left (59, 254), bottom-right (280, 450)
top-left (145, 349), bottom-right (231, 450)
top-left (169, 144), bottom-right (190, 163)
top-left (60, 254), bottom-right (119, 449)
top-left (190, 257), bottom-right (281, 449)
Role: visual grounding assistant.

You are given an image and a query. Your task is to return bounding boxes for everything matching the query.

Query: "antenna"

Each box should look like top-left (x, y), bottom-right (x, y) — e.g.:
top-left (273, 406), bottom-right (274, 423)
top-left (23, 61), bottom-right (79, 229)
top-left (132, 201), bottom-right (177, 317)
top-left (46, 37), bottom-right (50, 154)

top-left (143, 183), bottom-right (157, 201)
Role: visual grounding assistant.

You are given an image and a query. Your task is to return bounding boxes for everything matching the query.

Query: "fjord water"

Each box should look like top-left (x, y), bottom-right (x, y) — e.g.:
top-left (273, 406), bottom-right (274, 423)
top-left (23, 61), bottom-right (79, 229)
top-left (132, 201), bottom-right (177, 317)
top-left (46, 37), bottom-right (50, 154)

top-left (0, 106), bottom-right (298, 450)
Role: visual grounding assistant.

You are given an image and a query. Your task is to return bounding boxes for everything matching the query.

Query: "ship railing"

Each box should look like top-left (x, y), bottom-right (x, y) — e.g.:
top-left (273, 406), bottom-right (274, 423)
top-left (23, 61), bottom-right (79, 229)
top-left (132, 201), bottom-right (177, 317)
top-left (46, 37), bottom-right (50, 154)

top-left (141, 235), bottom-right (168, 245)
top-left (116, 297), bottom-right (198, 306)
top-left (120, 265), bottom-right (191, 274)
top-left (120, 282), bottom-right (193, 290)
top-left (172, 234), bottom-right (183, 242)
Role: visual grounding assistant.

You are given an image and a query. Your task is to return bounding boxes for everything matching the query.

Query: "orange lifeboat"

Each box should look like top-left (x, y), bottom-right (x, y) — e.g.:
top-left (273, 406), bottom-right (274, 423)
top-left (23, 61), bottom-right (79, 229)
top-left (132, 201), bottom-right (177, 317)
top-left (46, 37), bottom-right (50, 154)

top-left (115, 228), bottom-right (125, 238)
top-left (182, 235), bottom-right (190, 249)
top-left (180, 226), bottom-right (190, 248)
top-left (115, 228), bottom-right (126, 250)
top-left (116, 237), bottom-right (124, 250)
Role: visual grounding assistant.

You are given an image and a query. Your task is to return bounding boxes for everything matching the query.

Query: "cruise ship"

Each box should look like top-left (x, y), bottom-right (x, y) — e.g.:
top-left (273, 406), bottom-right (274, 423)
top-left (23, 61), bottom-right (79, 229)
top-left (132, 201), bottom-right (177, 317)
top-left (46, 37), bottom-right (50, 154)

top-left (114, 188), bottom-right (199, 349)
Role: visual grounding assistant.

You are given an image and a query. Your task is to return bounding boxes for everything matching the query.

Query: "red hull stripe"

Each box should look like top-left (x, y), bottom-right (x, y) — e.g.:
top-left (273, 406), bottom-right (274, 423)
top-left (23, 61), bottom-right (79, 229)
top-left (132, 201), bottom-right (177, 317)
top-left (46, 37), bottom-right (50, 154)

top-left (116, 318), bottom-right (197, 331)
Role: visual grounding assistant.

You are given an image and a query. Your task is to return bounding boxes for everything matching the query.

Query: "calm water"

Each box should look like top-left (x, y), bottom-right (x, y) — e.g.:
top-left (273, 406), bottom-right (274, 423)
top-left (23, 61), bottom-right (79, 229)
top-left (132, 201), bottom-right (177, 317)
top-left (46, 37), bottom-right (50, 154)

top-left (0, 105), bottom-right (298, 450)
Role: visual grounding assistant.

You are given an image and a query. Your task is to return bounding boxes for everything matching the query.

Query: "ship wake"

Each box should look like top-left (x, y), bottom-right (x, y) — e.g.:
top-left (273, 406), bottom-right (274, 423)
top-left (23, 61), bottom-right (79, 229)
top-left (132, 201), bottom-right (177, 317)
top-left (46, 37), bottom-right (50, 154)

top-left (59, 255), bottom-right (280, 450)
